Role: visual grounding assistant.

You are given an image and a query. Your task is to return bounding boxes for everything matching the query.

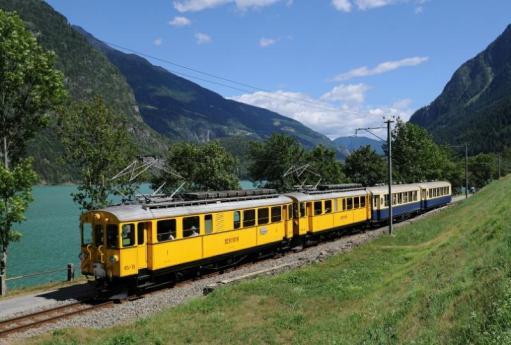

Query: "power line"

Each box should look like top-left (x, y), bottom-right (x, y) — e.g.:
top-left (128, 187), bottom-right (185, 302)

top-left (103, 40), bottom-right (367, 115)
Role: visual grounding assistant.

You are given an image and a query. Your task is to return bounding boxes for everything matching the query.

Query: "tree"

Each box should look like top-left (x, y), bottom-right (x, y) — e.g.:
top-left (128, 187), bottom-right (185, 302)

top-left (391, 119), bottom-right (451, 183)
top-left (152, 141), bottom-right (240, 193)
top-left (0, 10), bottom-right (65, 284)
top-left (248, 134), bottom-right (306, 191)
top-left (59, 98), bottom-right (137, 211)
top-left (345, 145), bottom-right (386, 186)
top-left (304, 144), bottom-right (346, 185)
top-left (468, 153), bottom-right (497, 189)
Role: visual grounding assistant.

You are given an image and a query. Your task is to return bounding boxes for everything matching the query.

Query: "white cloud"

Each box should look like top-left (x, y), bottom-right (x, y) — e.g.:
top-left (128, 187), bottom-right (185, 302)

top-left (332, 0), bottom-right (429, 13)
top-left (235, 0), bottom-right (280, 10)
top-left (173, 0), bottom-right (282, 12)
top-left (231, 86), bottom-right (414, 139)
top-left (355, 0), bottom-right (394, 10)
top-left (333, 56), bottom-right (429, 81)
top-left (321, 84), bottom-right (370, 104)
top-left (169, 16), bottom-right (192, 27)
top-left (259, 37), bottom-right (277, 47)
top-left (332, 0), bottom-right (352, 12)
top-left (153, 37), bottom-right (163, 46)
top-left (195, 32), bottom-right (212, 44)
top-left (174, 0), bottom-right (231, 12)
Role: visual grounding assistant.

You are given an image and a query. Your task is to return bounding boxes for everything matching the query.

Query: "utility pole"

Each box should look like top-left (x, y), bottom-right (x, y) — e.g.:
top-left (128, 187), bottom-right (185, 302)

top-left (355, 118), bottom-right (394, 235)
top-left (385, 119), bottom-right (394, 235)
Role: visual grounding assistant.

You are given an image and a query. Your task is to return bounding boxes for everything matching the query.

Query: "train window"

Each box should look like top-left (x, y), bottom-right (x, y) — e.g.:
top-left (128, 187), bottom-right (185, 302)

top-left (234, 211), bottom-right (241, 229)
top-left (205, 215), bottom-right (213, 234)
top-left (413, 191), bottom-right (417, 201)
top-left (403, 193), bottom-right (408, 203)
top-left (398, 193), bottom-right (402, 204)
top-left (325, 200), bottom-right (332, 213)
top-left (106, 224), bottom-right (119, 249)
top-left (81, 223), bottom-right (93, 245)
top-left (137, 223), bottom-right (146, 245)
top-left (300, 202), bottom-right (306, 217)
top-left (373, 196), bottom-right (378, 208)
top-left (121, 224), bottom-right (135, 247)
top-left (354, 197), bottom-right (359, 209)
top-left (288, 205), bottom-right (293, 219)
top-left (183, 216), bottom-right (200, 237)
top-left (157, 219), bottom-right (176, 241)
top-left (342, 198), bottom-right (346, 210)
top-left (361, 196), bottom-right (366, 208)
top-left (392, 194), bottom-right (397, 205)
top-left (94, 224), bottom-right (103, 246)
top-left (258, 208), bottom-right (269, 225)
top-left (271, 206), bottom-right (282, 222)
top-left (243, 209), bottom-right (256, 227)
top-left (314, 201), bottom-right (322, 215)
top-left (384, 195), bottom-right (389, 207)
top-left (347, 198), bottom-right (353, 210)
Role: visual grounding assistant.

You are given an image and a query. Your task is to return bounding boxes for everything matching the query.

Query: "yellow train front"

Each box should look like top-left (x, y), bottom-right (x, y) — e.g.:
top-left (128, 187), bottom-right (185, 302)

top-left (79, 190), bottom-right (294, 288)
top-left (79, 186), bottom-right (372, 289)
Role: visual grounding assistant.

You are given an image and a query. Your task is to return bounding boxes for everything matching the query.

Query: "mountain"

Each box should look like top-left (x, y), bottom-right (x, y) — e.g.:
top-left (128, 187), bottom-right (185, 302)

top-left (333, 136), bottom-right (384, 156)
top-left (0, 0), bottom-right (169, 182)
top-left (75, 27), bottom-right (333, 149)
top-left (410, 24), bottom-right (511, 154)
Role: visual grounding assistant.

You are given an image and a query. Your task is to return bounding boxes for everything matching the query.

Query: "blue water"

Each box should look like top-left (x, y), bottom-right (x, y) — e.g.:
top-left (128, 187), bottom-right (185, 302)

top-left (7, 181), bottom-right (255, 289)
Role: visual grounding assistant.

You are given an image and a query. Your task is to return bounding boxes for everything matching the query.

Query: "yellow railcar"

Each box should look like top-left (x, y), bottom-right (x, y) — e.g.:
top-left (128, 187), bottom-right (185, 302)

top-left (80, 194), bottom-right (293, 286)
top-left (286, 189), bottom-right (371, 236)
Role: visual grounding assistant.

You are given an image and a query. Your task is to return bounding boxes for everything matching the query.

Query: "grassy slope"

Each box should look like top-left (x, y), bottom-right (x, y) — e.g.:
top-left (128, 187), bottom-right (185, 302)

top-left (31, 177), bottom-right (511, 345)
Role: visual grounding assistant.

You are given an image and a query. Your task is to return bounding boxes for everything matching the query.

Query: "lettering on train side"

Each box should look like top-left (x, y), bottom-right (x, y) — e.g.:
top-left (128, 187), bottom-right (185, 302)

top-left (339, 214), bottom-right (348, 220)
top-left (225, 237), bottom-right (239, 245)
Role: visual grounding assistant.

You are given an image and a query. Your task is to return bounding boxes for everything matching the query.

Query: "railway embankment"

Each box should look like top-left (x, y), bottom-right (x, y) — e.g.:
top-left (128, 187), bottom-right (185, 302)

top-left (17, 178), bottom-right (511, 344)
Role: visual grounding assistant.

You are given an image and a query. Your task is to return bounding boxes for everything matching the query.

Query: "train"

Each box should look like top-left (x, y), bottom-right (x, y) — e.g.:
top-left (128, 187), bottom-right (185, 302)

top-left (79, 181), bottom-right (452, 290)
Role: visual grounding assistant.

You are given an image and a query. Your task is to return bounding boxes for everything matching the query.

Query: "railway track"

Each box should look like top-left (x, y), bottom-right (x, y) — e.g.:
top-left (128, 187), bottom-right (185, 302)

top-left (0, 299), bottom-right (113, 337)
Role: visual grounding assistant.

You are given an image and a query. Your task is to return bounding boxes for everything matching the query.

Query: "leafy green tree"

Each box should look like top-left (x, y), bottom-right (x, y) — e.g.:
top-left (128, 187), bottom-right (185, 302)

top-left (153, 141), bottom-right (240, 193)
top-left (0, 10), bottom-right (65, 284)
top-left (345, 145), bottom-right (386, 186)
top-left (248, 134), bottom-right (306, 191)
top-left (304, 144), bottom-right (346, 185)
top-left (468, 153), bottom-right (497, 189)
top-left (391, 119), bottom-right (451, 183)
top-left (59, 98), bottom-right (137, 211)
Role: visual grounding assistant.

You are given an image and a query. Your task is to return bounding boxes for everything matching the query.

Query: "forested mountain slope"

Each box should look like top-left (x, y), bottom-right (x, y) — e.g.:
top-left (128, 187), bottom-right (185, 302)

top-left (410, 24), bottom-right (511, 153)
top-left (77, 27), bottom-right (333, 149)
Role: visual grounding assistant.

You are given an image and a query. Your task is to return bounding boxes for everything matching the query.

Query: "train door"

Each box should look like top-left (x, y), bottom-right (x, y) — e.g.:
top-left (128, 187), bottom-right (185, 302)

top-left (137, 222), bottom-right (150, 270)
top-left (307, 202), bottom-right (313, 232)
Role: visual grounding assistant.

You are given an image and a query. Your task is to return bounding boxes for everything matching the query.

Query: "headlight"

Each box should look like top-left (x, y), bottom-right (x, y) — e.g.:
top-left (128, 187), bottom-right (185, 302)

top-left (79, 252), bottom-right (86, 261)
top-left (109, 255), bottom-right (119, 264)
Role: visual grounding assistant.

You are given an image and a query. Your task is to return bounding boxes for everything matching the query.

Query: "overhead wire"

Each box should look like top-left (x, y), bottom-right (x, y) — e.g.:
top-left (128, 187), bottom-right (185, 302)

top-left (103, 40), bottom-right (367, 116)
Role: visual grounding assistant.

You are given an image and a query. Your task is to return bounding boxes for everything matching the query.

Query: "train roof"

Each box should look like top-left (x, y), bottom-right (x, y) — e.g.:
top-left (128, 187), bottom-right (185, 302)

top-left (367, 181), bottom-right (451, 195)
top-left (87, 195), bottom-right (293, 222)
top-left (419, 181), bottom-right (451, 188)
top-left (284, 189), bottom-right (367, 202)
top-left (367, 183), bottom-right (421, 194)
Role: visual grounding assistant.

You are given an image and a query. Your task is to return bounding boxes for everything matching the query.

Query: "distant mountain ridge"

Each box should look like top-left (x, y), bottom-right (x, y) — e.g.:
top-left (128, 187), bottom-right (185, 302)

top-left (333, 136), bottom-right (384, 156)
top-left (75, 26), bottom-right (334, 149)
top-left (410, 24), bottom-right (511, 153)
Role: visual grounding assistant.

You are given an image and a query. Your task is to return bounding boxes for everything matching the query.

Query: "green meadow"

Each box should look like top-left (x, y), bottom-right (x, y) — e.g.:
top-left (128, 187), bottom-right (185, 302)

top-left (31, 176), bottom-right (511, 345)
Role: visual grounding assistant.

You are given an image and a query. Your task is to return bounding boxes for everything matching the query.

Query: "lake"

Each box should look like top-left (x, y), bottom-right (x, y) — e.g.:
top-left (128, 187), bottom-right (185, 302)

top-left (7, 181), bottom-right (255, 289)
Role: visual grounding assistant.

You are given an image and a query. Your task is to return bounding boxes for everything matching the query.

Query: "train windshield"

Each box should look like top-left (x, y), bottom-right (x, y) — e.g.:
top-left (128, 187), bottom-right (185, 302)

top-left (81, 223), bottom-right (93, 245)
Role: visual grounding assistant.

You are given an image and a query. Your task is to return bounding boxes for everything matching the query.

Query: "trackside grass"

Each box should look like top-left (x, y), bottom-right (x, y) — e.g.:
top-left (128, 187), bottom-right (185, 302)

top-left (29, 177), bottom-right (511, 345)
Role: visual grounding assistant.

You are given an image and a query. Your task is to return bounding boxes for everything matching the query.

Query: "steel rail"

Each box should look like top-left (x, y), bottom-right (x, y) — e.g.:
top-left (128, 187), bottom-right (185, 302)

top-left (0, 299), bottom-right (113, 337)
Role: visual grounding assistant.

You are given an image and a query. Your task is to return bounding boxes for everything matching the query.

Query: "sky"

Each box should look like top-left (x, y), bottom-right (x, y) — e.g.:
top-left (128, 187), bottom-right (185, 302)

top-left (45, 0), bottom-right (511, 139)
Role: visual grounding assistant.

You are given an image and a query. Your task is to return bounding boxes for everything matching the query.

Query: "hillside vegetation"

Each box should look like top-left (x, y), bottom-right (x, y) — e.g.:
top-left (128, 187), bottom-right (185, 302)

top-left (410, 24), bottom-right (511, 154)
top-left (31, 176), bottom-right (511, 344)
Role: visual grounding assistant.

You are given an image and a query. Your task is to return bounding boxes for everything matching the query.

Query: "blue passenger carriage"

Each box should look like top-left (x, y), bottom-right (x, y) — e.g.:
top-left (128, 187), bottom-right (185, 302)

top-left (367, 184), bottom-right (422, 222)
top-left (419, 181), bottom-right (452, 209)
